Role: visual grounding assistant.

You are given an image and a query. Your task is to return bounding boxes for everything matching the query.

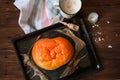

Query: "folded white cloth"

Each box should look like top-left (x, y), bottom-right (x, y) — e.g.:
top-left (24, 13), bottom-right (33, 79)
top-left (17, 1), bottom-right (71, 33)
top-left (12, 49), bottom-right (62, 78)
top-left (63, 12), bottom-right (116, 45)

top-left (14, 0), bottom-right (64, 34)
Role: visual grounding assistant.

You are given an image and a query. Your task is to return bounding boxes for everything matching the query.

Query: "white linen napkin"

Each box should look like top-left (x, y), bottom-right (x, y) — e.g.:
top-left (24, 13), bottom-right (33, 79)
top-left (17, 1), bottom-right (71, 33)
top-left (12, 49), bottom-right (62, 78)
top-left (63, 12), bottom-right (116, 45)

top-left (14, 0), bottom-right (64, 34)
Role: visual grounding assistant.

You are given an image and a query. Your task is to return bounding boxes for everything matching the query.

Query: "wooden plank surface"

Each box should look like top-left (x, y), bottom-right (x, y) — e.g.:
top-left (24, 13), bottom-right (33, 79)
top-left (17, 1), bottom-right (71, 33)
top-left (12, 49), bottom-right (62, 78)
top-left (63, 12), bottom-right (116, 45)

top-left (0, 0), bottom-right (120, 80)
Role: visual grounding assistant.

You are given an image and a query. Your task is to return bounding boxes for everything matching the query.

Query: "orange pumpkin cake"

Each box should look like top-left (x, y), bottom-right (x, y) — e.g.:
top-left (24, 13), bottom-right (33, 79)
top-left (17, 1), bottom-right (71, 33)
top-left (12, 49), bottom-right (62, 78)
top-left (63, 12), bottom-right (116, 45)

top-left (32, 37), bottom-right (74, 70)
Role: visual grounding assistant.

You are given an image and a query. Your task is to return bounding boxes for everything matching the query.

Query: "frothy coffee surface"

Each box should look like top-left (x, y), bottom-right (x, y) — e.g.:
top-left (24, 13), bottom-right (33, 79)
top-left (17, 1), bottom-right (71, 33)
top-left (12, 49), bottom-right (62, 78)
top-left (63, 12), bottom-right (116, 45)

top-left (60, 0), bottom-right (81, 14)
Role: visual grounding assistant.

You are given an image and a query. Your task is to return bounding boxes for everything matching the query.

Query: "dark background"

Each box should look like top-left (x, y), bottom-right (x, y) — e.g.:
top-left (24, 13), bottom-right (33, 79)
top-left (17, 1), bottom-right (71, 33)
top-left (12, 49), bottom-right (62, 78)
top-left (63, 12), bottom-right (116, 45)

top-left (0, 0), bottom-right (120, 80)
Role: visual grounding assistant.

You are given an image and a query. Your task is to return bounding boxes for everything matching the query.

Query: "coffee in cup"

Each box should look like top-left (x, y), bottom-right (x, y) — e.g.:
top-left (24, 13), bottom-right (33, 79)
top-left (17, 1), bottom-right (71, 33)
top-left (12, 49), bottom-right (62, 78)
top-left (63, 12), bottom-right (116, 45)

top-left (53, 0), bottom-right (82, 18)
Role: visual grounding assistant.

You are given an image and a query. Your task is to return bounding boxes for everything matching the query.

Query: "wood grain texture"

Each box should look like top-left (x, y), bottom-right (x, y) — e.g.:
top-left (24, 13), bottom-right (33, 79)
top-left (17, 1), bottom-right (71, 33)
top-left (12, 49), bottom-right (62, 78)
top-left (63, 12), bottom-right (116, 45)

top-left (0, 0), bottom-right (120, 80)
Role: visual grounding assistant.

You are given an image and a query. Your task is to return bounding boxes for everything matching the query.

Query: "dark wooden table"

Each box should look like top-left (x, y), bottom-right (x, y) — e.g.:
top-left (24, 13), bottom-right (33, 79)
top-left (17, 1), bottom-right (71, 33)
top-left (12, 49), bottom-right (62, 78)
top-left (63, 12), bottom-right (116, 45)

top-left (0, 0), bottom-right (120, 80)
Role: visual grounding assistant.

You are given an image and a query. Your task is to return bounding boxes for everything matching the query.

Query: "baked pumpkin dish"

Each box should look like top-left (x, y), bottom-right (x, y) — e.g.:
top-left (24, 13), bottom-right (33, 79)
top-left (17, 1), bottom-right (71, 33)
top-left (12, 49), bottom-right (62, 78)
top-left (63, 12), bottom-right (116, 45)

top-left (32, 37), bottom-right (74, 70)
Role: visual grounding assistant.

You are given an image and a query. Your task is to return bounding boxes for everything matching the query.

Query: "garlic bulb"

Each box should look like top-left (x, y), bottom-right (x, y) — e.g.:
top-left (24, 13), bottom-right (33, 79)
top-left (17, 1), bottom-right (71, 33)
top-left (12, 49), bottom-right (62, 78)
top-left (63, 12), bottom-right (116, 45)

top-left (88, 12), bottom-right (99, 24)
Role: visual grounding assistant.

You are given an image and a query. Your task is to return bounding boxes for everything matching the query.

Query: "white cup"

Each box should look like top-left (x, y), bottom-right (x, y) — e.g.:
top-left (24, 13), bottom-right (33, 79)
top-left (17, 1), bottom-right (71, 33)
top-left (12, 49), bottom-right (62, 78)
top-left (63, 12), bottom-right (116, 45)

top-left (53, 0), bottom-right (82, 19)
